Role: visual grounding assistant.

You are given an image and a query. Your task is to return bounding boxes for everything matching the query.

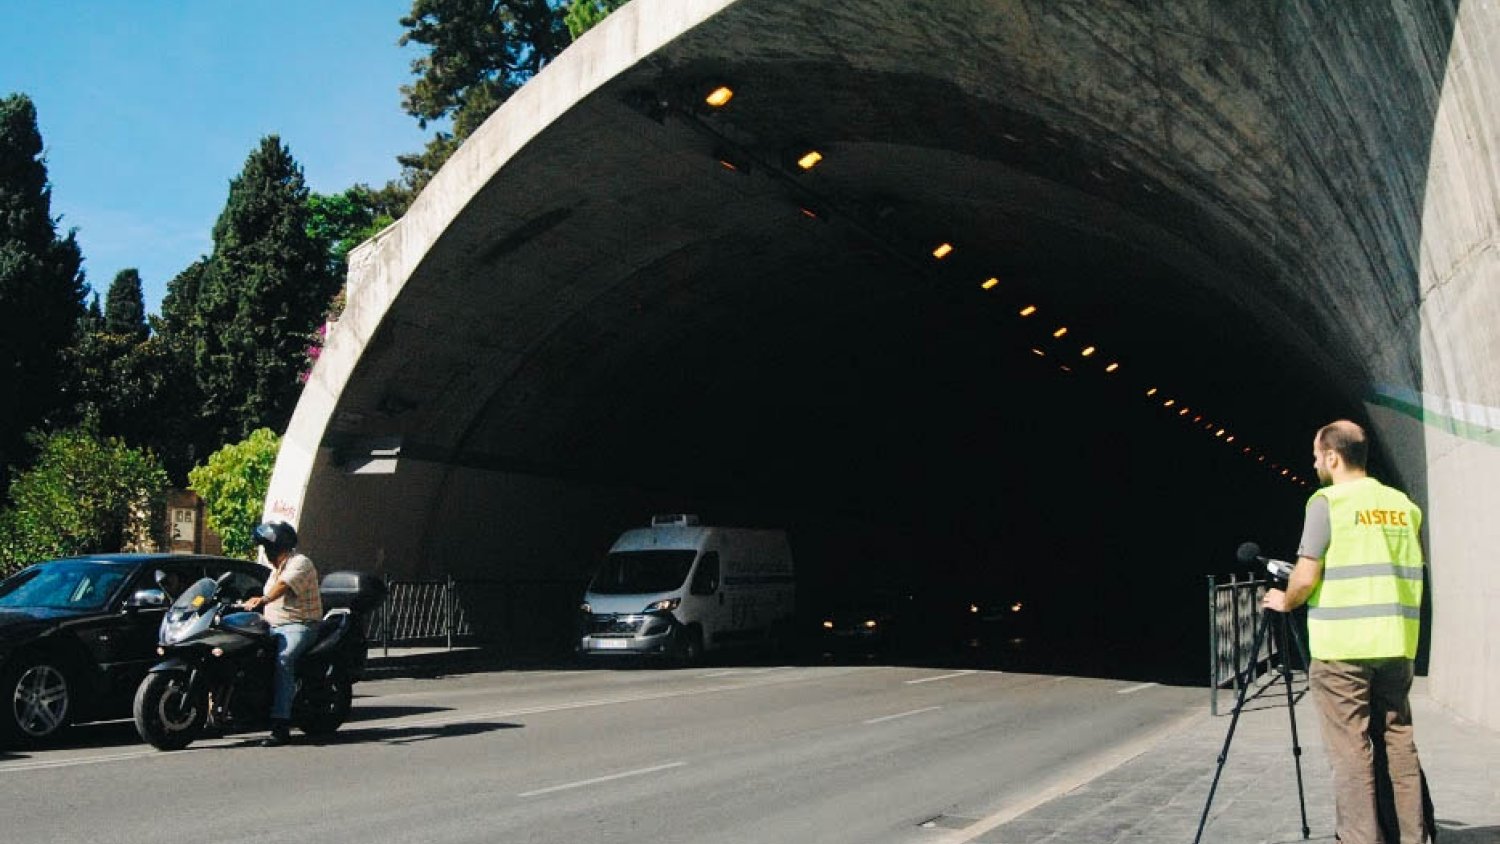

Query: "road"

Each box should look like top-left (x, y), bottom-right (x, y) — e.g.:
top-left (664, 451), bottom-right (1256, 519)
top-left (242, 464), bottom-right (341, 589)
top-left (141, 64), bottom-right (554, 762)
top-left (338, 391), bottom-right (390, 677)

top-left (0, 662), bottom-right (1202, 843)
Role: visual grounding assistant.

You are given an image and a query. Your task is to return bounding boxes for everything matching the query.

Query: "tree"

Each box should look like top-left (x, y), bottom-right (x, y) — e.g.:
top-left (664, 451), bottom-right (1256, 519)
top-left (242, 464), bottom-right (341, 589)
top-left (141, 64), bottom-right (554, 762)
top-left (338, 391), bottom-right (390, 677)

top-left (564, 0), bottom-right (629, 38)
top-left (306, 186), bottom-right (394, 278)
top-left (0, 93), bottom-right (87, 484)
top-left (192, 136), bottom-right (337, 444)
top-left (104, 268), bottom-right (148, 341)
top-left (0, 424), bottom-right (168, 575)
top-left (388, 0), bottom-right (572, 206)
top-left (160, 257), bottom-right (207, 336)
top-left (187, 428), bottom-right (280, 560)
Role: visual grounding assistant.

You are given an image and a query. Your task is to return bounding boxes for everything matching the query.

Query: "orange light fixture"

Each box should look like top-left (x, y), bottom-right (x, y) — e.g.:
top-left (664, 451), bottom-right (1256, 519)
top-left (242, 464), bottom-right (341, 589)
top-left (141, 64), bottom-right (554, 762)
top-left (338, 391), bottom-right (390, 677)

top-left (1019, 305), bottom-right (1037, 317)
top-left (1105, 362), bottom-right (1120, 373)
top-left (796, 150), bottom-right (823, 170)
top-left (705, 86), bottom-right (734, 107)
top-left (1081, 346), bottom-right (1096, 357)
top-left (981, 277), bottom-right (999, 290)
top-left (1052, 326), bottom-right (1068, 339)
top-left (932, 242), bottom-right (954, 259)
top-left (1146, 387), bottom-right (1158, 397)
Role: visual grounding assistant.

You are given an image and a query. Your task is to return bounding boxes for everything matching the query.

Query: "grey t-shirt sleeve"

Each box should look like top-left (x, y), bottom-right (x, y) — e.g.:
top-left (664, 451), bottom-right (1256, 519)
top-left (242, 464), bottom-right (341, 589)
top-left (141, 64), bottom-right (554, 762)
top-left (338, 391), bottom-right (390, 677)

top-left (1297, 496), bottom-right (1331, 560)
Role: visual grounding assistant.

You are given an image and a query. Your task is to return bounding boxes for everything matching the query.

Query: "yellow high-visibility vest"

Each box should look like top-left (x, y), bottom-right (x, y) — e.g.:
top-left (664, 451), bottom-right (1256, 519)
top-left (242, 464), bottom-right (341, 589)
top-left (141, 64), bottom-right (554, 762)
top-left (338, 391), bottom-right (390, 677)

top-left (1306, 477), bottom-right (1424, 660)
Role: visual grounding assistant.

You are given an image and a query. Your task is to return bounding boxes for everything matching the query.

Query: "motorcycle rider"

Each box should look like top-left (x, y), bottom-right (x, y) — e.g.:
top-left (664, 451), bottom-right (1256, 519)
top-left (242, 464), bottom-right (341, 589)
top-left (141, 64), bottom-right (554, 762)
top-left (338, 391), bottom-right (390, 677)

top-left (243, 521), bottom-right (322, 747)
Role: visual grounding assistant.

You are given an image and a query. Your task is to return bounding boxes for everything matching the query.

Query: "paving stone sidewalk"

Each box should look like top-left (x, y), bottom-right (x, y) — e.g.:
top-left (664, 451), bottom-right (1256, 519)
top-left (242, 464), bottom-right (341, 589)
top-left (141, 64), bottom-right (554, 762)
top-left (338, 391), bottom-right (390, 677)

top-left (978, 677), bottom-right (1500, 844)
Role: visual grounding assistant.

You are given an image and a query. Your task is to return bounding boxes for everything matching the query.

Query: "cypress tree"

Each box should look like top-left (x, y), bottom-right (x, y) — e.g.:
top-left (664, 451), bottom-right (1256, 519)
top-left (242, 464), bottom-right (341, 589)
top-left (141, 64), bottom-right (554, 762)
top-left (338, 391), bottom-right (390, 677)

top-left (0, 93), bottom-right (86, 479)
top-left (193, 136), bottom-right (335, 443)
top-left (104, 267), bottom-right (148, 341)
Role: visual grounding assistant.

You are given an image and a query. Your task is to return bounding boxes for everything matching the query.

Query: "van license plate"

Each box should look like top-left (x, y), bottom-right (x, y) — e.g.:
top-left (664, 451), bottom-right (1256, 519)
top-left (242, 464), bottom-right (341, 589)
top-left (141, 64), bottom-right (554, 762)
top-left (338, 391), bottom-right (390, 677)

top-left (594, 638), bottom-right (629, 650)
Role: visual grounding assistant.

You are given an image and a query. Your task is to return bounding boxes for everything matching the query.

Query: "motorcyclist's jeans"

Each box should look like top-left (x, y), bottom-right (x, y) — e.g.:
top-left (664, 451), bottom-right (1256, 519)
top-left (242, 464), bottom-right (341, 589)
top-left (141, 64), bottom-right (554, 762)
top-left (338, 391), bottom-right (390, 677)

top-left (270, 622), bottom-right (318, 721)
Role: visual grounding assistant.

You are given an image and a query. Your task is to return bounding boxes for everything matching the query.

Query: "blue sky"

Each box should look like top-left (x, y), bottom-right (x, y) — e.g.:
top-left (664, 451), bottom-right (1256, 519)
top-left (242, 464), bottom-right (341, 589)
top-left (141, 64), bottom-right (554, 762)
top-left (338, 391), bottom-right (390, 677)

top-left (2, 1), bottom-right (432, 314)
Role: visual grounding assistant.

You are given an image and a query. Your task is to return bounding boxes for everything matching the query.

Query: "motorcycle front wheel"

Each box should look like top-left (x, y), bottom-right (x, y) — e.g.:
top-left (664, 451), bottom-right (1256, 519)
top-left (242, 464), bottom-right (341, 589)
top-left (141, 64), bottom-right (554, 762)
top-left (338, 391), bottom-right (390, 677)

top-left (133, 672), bottom-right (207, 751)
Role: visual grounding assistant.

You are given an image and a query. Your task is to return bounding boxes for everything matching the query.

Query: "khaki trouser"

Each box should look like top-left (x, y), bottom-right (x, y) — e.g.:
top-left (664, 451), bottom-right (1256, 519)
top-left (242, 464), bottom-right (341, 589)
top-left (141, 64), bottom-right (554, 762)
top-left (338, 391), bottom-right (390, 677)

top-left (1309, 658), bottom-right (1426, 843)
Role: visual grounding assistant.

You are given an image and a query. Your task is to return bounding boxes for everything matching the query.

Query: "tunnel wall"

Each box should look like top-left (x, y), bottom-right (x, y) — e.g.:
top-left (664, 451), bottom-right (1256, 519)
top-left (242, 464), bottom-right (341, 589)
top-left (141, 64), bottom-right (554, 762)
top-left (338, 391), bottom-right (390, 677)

top-left (1410, 0), bottom-right (1500, 731)
top-left (265, 0), bottom-right (1499, 727)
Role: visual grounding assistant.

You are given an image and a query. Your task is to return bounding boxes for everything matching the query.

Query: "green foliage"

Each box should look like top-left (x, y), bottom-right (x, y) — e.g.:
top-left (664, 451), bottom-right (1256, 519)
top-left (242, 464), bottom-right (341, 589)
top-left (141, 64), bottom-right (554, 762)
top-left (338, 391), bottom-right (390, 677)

top-left (192, 136), bottom-right (338, 445)
top-left (0, 424), bottom-right (169, 576)
top-left (160, 257), bottom-right (207, 335)
top-left (306, 186), bottom-right (395, 276)
top-left (564, 0), bottom-right (628, 39)
top-left (104, 268), bottom-right (149, 341)
top-left (0, 93), bottom-right (87, 485)
top-left (387, 0), bottom-right (572, 206)
top-left (187, 428), bottom-right (280, 560)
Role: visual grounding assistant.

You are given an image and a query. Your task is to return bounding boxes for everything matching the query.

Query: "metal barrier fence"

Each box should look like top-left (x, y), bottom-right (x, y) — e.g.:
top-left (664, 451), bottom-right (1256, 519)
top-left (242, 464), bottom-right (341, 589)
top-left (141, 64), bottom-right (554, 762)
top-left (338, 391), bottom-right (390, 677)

top-left (1208, 573), bottom-right (1282, 715)
top-left (365, 576), bottom-right (587, 656)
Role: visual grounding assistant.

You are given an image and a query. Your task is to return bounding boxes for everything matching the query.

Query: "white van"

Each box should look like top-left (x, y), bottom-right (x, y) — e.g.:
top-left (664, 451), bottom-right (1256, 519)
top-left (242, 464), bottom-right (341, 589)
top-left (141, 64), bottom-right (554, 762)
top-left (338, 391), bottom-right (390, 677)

top-left (578, 515), bottom-right (795, 661)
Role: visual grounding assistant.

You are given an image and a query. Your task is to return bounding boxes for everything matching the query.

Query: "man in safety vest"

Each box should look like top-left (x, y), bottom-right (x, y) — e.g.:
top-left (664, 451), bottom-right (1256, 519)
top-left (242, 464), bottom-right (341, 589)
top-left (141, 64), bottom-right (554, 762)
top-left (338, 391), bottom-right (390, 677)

top-left (1263, 420), bottom-right (1427, 843)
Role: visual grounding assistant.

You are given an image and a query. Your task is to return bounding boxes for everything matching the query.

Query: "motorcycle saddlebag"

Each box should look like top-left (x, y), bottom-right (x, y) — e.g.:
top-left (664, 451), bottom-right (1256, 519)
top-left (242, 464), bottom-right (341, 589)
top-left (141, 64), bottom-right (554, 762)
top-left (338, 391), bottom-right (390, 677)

top-left (320, 570), bottom-right (388, 613)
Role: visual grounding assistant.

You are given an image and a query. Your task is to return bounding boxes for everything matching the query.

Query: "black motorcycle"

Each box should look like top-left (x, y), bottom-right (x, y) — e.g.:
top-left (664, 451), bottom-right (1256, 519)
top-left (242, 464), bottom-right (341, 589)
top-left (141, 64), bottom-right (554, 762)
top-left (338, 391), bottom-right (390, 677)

top-left (132, 570), bottom-right (385, 750)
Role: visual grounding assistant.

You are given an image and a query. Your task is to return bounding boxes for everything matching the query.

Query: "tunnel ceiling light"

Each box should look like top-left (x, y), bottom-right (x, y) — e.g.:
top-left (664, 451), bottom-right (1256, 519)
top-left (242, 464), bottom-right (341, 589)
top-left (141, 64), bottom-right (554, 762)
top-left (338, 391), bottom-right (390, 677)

top-left (1179, 408), bottom-right (1190, 416)
top-left (1019, 305), bottom-right (1037, 317)
top-left (796, 150), bottom-right (824, 170)
top-left (1163, 399), bottom-right (1175, 407)
top-left (1259, 456), bottom-right (1266, 462)
top-left (1146, 387), bottom-right (1158, 397)
top-left (705, 86), bottom-right (735, 107)
top-left (1281, 469), bottom-right (1290, 476)
top-left (981, 277), bottom-right (999, 290)
top-left (1226, 435), bottom-right (1235, 443)
top-left (1031, 348), bottom-right (1046, 357)
top-left (799, 206), bottom-right (821, 220)
top-left (1059, 364), bottom-right (1073, 373)
top-left (1081, 346), bottom-right (1096, 357)
top-left (1052, 326), bottom-right (1068, 338)
top-left (932, 242), bottom-right (954, 259)
top-left (1215, 429), bottom-right (1225, 437)
top-left (1105, 362), bottom-right (1119, 373)
top-left (1193, 415), bottom-right (1203, 423)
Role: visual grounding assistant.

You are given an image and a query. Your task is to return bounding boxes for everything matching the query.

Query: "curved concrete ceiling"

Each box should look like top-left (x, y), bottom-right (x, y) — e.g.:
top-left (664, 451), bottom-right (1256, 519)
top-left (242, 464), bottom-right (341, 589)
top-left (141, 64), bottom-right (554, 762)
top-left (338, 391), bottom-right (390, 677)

top-left (266, 0), bottom-right (1499, 727)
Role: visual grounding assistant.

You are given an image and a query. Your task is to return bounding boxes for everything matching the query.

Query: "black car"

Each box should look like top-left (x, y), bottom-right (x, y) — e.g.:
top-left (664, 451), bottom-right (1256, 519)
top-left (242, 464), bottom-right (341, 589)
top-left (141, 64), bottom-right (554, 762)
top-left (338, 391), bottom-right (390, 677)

top-left (0, 553), bottom-right (268, 746)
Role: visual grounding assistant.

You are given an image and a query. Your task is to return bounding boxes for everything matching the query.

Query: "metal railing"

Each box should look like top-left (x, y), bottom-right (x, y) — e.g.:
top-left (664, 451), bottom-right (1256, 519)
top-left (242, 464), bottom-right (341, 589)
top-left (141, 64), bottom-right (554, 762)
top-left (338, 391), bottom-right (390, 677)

top-left (1207, 573), bottom-right (1293, 715)
top-left (366, 576), bottom-right (587, 656)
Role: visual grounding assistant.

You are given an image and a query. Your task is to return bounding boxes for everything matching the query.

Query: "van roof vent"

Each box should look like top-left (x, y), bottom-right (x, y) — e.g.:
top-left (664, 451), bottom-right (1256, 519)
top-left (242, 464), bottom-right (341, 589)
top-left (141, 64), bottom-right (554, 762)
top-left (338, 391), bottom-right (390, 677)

top-left (651, 514), bottom-right (699, 527)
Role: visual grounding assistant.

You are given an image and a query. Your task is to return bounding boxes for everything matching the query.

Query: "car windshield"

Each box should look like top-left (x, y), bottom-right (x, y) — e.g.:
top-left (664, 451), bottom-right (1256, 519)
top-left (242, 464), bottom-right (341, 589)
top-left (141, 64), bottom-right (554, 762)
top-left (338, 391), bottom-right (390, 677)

top-left (589, 550), bottom-right (698, 595)
top-left (170, 578), bottom-right (219, 612)
top-left (0, 561), bottom-right (132, 611)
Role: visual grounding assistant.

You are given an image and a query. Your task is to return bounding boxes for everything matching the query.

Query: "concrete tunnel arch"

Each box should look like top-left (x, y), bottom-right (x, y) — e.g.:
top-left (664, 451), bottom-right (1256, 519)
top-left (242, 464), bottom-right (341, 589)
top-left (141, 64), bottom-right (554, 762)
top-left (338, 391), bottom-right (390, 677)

top-left (262, 0), bottom-right (1500, 729)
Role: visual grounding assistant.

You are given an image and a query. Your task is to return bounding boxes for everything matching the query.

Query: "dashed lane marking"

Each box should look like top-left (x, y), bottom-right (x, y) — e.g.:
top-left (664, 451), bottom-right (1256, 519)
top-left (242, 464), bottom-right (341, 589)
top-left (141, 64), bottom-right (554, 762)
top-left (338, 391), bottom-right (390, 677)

top-left (864, 706), bottom-right (943, 725)
top-left (905, 670), bottom-right (979, 685)
top-left (517, 761), bottom-right (686, 797)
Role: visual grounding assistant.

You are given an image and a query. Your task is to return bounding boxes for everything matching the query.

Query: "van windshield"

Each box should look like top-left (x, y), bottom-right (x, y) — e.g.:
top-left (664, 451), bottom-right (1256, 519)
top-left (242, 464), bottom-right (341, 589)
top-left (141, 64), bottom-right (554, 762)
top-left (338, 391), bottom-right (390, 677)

top-left (590, 550), bottom-right (698, 595)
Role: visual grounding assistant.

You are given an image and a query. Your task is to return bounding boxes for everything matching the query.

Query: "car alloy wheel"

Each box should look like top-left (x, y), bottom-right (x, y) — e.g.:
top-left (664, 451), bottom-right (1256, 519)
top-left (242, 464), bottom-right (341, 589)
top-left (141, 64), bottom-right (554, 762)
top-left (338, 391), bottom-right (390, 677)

top-left (12, 662), bottom-right (70, 739)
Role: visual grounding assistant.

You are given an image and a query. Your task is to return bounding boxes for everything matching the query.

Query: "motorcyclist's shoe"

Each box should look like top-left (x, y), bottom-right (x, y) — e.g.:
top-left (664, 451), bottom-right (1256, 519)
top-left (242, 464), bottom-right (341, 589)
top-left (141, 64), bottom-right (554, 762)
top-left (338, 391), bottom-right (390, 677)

top-left (259, 721), bottom-right (291, 747)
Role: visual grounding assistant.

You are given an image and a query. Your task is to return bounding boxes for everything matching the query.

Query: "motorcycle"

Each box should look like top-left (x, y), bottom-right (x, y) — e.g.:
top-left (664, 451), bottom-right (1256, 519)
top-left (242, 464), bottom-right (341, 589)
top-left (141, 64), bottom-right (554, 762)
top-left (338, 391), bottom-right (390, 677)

top-left (132, 569), bottom-right (386, 750)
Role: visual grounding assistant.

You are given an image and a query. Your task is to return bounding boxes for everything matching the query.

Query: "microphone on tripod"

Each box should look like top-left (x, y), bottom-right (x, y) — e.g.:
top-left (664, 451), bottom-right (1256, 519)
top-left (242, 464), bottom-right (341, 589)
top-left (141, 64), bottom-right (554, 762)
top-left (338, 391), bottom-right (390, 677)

top-left (1237, 541), bottom-right (1296, 581)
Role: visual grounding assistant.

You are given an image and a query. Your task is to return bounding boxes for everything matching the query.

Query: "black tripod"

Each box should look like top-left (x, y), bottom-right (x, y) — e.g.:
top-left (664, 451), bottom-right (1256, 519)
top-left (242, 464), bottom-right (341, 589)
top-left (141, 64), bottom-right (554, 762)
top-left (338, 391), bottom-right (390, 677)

top-left (1194, 604), bottom-right (1311, 843)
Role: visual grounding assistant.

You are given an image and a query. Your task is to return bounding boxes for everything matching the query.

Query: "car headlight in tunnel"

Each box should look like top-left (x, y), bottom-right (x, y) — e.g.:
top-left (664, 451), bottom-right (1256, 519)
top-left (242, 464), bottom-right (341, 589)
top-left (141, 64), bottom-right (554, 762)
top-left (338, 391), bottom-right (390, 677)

top-left (579, 602), bottom-right (591, 614)
top-left (646, 597), bottom-right (680, 612)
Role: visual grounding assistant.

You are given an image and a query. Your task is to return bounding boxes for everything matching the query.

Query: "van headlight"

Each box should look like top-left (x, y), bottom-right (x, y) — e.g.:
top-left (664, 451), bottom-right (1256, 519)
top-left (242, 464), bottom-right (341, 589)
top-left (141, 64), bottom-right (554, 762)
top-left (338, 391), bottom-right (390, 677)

top-left (646, 598), bottom-right (680, 612)
top-left (579, 602), bottom-right (591, 614)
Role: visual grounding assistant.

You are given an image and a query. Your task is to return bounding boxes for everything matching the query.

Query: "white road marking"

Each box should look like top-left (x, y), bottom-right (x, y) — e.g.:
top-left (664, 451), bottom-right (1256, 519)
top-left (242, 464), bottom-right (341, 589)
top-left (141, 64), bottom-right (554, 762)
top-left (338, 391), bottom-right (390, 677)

top-left (929, 708), bottom-right (1207, 844)
top-left (518, 761), bottom-right (686, 797)
top-left (1116, 682), bottom-right (1159, 695)
top-left (905, 670), bottom-right (978, 685)
top-left (864, 706), bottom-right (942, 725)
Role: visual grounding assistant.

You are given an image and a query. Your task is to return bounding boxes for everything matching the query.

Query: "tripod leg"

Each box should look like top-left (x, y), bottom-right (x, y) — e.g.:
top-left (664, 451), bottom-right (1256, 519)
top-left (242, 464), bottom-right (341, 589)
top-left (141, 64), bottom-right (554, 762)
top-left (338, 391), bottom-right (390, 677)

top-left (1275, 612), bottom-right (1312, 839)
top-left (1195, 607), bottom-right (1274, 844)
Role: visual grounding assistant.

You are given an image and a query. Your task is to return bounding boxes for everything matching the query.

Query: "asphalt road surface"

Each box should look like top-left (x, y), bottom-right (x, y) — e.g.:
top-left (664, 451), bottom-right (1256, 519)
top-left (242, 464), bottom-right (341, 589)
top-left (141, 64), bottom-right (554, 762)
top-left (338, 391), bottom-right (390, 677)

top-left (0, 662), bottom-right (1202, 843)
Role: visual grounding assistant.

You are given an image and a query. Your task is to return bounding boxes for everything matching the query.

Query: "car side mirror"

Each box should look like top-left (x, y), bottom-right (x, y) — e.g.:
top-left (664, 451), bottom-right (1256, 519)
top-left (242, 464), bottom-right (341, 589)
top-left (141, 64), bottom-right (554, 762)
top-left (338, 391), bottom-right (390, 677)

top-left (125, 588), bottom-right (169, 611)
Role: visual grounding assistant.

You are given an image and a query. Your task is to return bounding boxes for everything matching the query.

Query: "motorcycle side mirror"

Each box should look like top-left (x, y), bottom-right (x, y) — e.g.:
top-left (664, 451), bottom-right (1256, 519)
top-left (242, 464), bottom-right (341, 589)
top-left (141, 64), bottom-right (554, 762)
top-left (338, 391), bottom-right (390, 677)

top-left (124, 588), bottom-right (169, 612)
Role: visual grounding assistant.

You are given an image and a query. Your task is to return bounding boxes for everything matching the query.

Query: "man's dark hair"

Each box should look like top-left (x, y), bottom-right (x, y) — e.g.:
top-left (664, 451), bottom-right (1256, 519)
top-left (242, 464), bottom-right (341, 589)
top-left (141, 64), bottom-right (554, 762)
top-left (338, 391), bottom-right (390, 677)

top-left (1317, 420), bottom-right (1368, 470)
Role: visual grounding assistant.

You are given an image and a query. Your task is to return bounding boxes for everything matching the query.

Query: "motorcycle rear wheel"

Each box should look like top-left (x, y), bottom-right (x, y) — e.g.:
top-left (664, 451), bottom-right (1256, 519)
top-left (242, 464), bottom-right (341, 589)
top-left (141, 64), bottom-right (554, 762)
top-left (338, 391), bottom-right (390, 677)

top-left (298, 676), bottom-right (352, 736)
top-left (133, 673), bottom-right (206, 751)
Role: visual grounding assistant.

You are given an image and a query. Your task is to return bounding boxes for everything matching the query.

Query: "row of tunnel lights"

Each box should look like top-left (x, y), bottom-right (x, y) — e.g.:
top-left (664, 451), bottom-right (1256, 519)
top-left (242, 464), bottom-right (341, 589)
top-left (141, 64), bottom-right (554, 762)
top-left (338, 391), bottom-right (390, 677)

top-left (701, 86), bottom-right (1311, 489)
